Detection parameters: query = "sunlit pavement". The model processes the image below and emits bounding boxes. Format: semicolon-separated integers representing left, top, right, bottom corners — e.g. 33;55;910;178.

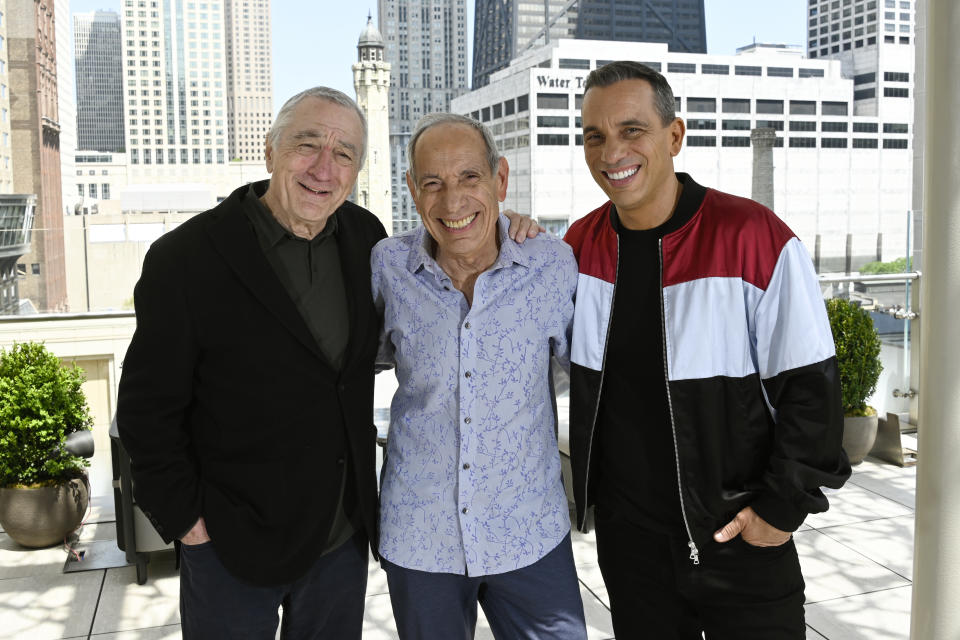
0;428;917;639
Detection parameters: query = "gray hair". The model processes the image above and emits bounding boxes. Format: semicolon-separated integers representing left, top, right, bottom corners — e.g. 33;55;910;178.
406;113;500;185
267;87;368;165
584;61;676;127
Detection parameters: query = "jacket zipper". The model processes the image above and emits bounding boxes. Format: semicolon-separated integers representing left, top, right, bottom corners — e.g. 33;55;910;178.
581;234;620;531
659;238;700;566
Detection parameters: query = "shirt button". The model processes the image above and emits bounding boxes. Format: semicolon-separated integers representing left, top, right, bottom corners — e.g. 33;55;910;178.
461;507;468;514
464;417;471;424
464;322;471;329
464;371;471;378
462;463;470;470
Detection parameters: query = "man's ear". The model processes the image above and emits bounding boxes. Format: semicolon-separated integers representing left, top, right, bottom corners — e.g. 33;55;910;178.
264;136;274;173
496;156;509;201
669;117;686;157
405;170;417;206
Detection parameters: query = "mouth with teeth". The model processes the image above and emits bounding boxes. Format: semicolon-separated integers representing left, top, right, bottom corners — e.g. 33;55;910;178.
602;165;640;186
440;212;478;231
299;181;331;196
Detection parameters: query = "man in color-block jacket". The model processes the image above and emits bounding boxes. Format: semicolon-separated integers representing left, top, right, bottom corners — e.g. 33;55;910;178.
563;61;851;639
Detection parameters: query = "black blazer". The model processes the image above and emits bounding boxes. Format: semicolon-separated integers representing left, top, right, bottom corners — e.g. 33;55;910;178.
117;181;387;585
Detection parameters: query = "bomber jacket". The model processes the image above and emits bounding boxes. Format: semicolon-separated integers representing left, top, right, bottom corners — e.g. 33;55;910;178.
564;173;851;563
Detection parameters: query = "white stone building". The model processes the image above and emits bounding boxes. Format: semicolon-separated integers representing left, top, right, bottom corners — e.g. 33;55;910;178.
452;39;913;272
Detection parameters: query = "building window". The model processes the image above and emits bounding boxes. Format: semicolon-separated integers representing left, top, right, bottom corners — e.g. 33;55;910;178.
885;71;910;84
722;136;751;147
575;94;584;110
853;138;879;148
767;67;794;77
854;88;877;100
702;64;729;75
537;134;569;146
789;137;817;147
854;122;879;133
722;120;751;131
666;62;696;74
517;94;529;112
31;264;41;275
721;98;750;114
686;136;717;147
686;119;716;130
575;134;583;146
883;139;908;149
103;184;111;200
504;99;515;116
756;120;784;131
78;184;84;196
822;101;849;116
558;58;589;70
757;99;785;114
639;61;661;71
884;87;910;97
822;121;849;132
687;98;717;112
493;103;502;119
471;111;479;121
883;122;909;133
537;115;569;128
854;72;876;85
89;184;98;198
789;121;817;131
735;65;761;76
481;107;490;122
790;100;817;115
536;93;567;110
821;137;848;148
799;68;825;78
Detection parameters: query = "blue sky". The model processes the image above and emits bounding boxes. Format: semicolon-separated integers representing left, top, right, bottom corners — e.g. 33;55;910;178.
68;0;806;114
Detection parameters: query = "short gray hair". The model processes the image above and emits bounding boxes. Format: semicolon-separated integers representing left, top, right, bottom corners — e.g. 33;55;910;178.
407;113;500;185
267;87;368;165
584;61;676;127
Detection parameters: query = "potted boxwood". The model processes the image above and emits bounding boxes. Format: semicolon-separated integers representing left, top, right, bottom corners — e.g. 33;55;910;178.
826;298;883;465
0;342;94;547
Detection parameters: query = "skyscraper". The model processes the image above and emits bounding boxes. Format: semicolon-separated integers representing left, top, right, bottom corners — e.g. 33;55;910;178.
806;0;913;119
74;11;125;153
7;0;68;312
0;0;13;193
473;0;707;88
379;0;469;233
121;0;228;169
224;0;272;163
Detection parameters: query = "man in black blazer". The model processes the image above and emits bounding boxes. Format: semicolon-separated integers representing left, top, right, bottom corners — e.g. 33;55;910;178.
117;87;386;638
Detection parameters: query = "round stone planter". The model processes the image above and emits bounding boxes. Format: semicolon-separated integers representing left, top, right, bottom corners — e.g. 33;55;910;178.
842;414;879;465
0;477;89;548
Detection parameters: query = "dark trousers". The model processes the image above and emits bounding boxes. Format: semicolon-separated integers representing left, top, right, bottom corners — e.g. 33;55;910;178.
382;533;587;640
594;507;806;640
179;531;368;640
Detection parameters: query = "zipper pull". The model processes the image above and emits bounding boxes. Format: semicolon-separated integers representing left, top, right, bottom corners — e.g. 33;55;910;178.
688;541;700;565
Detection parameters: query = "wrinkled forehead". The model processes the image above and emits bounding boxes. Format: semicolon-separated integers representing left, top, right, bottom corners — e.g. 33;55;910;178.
285;99;363;145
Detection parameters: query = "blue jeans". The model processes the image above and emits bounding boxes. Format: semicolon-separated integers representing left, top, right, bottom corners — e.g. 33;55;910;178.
382;533;587;640
179;531;368;639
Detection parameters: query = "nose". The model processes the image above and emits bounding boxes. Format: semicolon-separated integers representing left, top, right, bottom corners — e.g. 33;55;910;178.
305;147;335;176
440;183;466;214
599;137;628;167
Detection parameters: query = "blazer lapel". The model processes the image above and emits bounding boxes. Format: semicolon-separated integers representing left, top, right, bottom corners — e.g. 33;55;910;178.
204;204;328;364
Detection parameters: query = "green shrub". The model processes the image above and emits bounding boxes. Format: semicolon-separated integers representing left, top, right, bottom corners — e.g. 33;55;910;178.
0;343;93;487
861;256;908;275
826;299;883;416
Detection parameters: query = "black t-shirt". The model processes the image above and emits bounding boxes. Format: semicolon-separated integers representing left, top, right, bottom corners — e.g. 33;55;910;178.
594;173;707;535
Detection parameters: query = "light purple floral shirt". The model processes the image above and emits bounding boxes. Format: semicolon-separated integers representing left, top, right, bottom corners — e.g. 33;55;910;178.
371;215;577;576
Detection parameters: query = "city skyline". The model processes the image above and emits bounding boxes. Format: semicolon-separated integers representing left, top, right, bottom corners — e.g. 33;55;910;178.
67;0;806;116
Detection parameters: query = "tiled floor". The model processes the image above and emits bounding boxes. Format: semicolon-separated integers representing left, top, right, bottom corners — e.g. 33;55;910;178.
0;452;917;639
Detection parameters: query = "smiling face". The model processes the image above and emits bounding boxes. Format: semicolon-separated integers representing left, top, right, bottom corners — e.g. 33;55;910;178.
407;123;508;267
261;97;363;237
581;79;685;228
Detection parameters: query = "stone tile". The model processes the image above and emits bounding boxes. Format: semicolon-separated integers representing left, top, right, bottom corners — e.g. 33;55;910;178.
90;550;180;634
89;624;182;639
847;460;916;510
795;530;910;604
576;562;609;608
804;485;912;530
0;571;102;640
581;583;615;639
86;496;117;525
0;522;117;581
805;585;912;640
818;515;914;580
367;556;390;597
806;625;828;639
361;592;399;640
